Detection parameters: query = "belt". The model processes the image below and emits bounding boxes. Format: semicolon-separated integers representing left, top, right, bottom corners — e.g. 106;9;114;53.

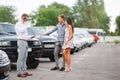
19;39;28;42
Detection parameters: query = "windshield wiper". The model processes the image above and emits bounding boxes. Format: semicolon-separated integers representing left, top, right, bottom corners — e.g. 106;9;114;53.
7;32;16;34
0;32;10;35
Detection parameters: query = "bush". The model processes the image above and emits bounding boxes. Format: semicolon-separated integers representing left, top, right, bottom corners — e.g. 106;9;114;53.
114;40;120;44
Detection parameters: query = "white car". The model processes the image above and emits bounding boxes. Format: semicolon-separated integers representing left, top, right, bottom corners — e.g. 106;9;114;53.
74;28;94;47
0;50;10;80
88;29;105;42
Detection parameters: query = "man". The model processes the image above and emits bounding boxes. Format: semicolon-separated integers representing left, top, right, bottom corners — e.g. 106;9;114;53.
43;14;66;71
15;13;34;78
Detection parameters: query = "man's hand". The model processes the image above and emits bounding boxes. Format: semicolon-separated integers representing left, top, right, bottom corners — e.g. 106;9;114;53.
31;35;35;39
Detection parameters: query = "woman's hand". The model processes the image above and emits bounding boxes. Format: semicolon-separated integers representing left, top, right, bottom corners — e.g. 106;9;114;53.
62;49;66;54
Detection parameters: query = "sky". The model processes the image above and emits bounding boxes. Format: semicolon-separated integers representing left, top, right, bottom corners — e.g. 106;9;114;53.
0;0;120;32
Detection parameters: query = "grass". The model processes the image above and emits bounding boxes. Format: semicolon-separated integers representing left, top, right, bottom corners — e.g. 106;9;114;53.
105;40;120;44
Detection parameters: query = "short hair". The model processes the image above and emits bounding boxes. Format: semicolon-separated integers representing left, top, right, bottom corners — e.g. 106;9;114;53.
21;13;29;19
58;14;65;20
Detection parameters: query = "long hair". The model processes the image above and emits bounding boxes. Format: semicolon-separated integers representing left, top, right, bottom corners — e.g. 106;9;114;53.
66;17;74;33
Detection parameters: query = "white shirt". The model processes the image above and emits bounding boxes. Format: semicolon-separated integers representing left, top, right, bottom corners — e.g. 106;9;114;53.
15;21;31;40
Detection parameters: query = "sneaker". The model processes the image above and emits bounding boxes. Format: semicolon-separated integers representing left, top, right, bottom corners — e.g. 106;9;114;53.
60;67;65;71
51;67;59;70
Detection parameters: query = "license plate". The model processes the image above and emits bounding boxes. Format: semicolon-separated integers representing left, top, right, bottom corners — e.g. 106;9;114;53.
44;44;54;48
28;48;32;52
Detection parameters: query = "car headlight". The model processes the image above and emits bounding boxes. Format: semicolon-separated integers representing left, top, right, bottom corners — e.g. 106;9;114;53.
34;41;41;45
0;50;10;67
0;41;11;46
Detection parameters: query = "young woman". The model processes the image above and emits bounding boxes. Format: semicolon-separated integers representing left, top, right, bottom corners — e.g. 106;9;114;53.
62;17;74;72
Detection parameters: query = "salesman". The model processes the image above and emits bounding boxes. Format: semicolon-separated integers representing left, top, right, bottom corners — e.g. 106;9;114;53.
15;13;34;78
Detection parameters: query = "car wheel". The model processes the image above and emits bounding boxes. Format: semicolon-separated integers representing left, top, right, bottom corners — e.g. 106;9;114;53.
49;54;60;62
27;57;39;69
49;56;55;62
70;51;74;55
88;44;92;47
0;71;9;80
82;45;85;49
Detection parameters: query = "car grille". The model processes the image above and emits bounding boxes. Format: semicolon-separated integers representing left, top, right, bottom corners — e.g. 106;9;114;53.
11;41;17;46
11;41;35;46
43;42;55;48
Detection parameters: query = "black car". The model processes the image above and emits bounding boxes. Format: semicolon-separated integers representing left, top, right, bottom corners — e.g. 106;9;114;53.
0;23;59;62
0;50;11;80
27;27;60;61
0;23;41;69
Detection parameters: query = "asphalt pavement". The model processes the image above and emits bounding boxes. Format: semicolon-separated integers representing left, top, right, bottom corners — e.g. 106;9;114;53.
9;43;120;80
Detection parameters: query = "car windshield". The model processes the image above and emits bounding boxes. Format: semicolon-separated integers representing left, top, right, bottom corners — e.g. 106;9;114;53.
88;31;96;35
0;24;14;35
0;24;16;34
27;27;45;35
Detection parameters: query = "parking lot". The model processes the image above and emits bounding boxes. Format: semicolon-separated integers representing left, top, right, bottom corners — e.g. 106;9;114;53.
9;43;120;80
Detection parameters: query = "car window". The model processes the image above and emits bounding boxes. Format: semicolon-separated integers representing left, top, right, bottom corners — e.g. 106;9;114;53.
0;24;14;35
0;24;16;34
0;25;5;33
27;27;45;35
88;31;96;35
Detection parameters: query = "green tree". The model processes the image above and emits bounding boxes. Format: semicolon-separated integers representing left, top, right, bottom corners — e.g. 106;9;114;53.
71;0;110;34
115;15;120;35
30;2;70;26
0;6;16;23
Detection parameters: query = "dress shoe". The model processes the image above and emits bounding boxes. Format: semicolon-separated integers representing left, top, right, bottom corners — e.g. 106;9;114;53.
23;72;32;76
60;67;65;71
17;74;27;78
51;67;59;70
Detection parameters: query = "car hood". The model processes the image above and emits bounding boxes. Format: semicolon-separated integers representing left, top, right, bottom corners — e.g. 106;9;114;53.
0;35;39;41
0;35;17;41
37;36;56;42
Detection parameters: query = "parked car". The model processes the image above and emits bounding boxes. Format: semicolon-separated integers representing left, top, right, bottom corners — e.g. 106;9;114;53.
0;50;10;80
72;34;83;52
88;29;105;42
74;33;87;49
74;28;94;47
27;27;59;62
0;23;41;69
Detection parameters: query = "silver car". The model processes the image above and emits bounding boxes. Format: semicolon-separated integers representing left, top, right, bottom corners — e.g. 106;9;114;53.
0;50;10;80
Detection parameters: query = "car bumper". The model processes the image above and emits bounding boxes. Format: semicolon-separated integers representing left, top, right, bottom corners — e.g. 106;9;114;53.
41;48;54;57
0;63;10;80
0;46;42;62
0;64;10;74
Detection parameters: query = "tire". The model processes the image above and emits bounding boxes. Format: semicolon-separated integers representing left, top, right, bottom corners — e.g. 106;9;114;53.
70;51;74;55
27;57;39;69
49;56;55;62
82;45;85;49
0;71;9;80
88;44;92;47
49;54;60;62
70;49;75;54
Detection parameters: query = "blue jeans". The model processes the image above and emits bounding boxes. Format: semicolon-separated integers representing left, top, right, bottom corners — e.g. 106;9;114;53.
17;40;28;74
